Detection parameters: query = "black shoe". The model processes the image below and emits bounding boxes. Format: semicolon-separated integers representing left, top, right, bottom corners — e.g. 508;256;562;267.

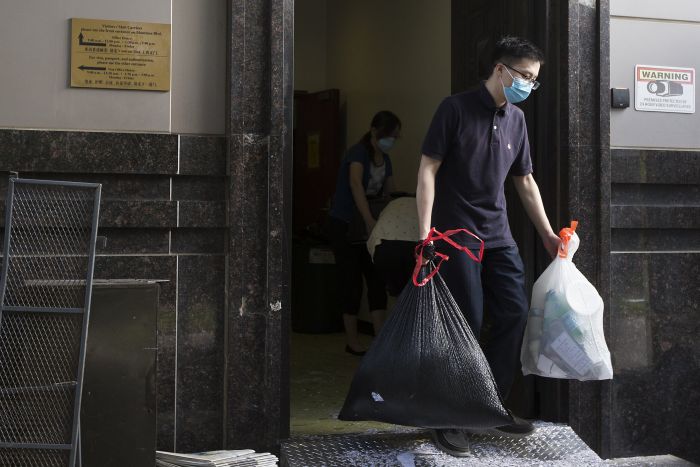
345;345;366;356
430;429;472;458
466;412;535;438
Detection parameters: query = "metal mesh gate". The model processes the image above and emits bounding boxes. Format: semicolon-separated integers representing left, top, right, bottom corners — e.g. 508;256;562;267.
0;178;101;467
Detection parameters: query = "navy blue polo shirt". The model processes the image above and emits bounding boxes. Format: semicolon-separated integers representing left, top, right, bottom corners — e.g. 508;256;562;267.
330;142;393;223
421;83;532;248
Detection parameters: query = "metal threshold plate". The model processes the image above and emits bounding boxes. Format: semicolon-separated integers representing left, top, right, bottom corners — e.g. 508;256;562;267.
281;422;606;466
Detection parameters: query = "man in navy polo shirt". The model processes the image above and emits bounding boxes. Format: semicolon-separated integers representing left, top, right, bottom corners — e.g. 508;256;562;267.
417;36;561;455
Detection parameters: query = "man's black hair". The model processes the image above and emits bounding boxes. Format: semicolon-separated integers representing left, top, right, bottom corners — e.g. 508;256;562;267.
491;36;545;67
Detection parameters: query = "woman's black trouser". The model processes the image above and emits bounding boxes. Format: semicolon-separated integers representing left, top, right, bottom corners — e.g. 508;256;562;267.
328;217;387;315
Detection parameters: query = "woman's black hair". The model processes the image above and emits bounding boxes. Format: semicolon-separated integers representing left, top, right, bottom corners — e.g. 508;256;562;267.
491;36;545;69
360;111;401;152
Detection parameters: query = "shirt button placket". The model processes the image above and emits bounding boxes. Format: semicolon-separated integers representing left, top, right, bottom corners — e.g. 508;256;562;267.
491;112;500;147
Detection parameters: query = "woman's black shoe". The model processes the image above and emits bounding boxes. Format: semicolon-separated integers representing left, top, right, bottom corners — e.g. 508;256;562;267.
345;345;366;356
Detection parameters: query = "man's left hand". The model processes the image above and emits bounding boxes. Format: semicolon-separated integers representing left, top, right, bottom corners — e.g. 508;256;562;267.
542;232;561;259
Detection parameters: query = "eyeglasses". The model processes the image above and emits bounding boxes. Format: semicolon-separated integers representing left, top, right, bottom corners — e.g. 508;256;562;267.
502;63;541;90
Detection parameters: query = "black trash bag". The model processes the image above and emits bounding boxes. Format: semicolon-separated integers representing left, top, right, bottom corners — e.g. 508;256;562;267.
338;228;513;429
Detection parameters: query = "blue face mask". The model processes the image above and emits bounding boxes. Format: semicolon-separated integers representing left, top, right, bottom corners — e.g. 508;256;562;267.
377;137;396;153
501;66;533;103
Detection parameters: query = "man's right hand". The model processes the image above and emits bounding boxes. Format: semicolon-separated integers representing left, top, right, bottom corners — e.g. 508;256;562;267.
416;241;435;265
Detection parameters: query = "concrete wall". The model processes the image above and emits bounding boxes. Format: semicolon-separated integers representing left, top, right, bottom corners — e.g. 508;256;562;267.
293;0;327;93
610;1;700;148
0;0;225;134
294;0;451;192
171;0;226;135
610;0;700;23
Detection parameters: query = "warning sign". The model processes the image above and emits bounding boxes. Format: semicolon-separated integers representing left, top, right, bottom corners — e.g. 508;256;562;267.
635;65;695;113
70;18;171;91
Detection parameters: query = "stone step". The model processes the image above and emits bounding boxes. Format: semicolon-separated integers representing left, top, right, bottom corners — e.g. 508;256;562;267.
608;455;697;466
281;422;696;466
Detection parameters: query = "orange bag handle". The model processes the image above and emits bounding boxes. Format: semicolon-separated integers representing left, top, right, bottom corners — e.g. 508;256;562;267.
558;220;578;258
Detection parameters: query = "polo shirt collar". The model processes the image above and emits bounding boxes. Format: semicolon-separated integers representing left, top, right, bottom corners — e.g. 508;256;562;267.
478;82;510;115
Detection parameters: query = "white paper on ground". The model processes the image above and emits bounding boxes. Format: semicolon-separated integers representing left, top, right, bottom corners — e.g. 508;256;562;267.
396;452;416;467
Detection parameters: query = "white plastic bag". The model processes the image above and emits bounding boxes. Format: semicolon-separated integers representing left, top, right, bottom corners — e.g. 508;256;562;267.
521;221;613;380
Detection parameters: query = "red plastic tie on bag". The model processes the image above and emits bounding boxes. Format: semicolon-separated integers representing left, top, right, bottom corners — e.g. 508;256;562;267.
412;227;485;287
558;220;579;259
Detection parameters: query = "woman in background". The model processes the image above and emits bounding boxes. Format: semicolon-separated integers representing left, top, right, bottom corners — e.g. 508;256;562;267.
328;111;401;356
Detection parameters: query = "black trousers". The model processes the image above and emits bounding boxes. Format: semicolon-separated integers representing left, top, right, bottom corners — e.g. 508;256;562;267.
436;243;529;400
328;217;387;315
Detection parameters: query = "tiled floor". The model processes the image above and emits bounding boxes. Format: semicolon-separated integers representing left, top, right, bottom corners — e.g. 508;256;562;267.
290;331;398;435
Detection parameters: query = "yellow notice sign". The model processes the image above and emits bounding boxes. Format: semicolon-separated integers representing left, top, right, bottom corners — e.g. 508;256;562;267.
70;18;171;91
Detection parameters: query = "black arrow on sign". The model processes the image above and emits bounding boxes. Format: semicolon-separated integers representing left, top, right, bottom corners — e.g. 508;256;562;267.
78;65;106;71
78;31;106;47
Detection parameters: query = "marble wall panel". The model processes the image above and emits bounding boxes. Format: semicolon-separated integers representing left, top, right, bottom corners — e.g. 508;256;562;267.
227;1;271;134
96;228;170;255
99;200;178;229
611;206;700;230
270;0;293;138
611;229;700;252
227;135;269;317
176;255;226;452
179;136;227;176
612;183;700;206
225;313;269;451
0;198;176;230
172;177;226;201
0;173;171;201
611;149;700;185
178;201;226;228
0;130;178;174
171;228;226;254
610;252;700;463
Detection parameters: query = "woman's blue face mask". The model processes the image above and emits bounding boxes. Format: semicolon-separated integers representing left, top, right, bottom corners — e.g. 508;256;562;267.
377;137;396;153
501;66;533;103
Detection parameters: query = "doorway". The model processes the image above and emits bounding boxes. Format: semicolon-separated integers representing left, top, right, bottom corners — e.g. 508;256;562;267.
289;0;567;437
291;0;452;435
